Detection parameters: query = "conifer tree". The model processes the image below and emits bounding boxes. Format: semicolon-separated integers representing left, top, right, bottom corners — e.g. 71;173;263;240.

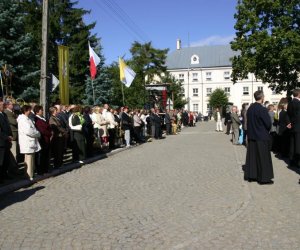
0;0;39;98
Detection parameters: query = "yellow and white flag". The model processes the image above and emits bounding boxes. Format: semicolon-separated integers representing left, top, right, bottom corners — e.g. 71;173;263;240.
119;57;136;87
58;45;69;104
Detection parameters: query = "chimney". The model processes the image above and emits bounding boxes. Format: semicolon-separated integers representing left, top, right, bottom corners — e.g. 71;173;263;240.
176;39;181;50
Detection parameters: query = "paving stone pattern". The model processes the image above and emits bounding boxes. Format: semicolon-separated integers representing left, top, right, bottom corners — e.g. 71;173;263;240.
0;121;299;249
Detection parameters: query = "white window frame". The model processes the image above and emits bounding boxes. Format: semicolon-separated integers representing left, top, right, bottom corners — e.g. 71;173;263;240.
206;72;212;81
193;104;199;112
224;87;230;95
193;88;198;96
224;71;230;80
258;86;263;91
243;86;249;95
192;73;198;82
206;88;212;96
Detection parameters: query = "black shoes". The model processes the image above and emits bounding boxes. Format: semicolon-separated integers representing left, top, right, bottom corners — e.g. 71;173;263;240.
258;180;274;185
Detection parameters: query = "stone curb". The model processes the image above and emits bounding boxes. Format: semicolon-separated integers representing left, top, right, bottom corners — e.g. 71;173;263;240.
0;146;129;196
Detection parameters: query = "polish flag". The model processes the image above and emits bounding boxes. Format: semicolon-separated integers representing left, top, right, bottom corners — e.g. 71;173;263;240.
89;42;101;79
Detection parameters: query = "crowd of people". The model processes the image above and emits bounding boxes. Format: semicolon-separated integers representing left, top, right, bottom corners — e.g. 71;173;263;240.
214;89;300;185
0;99;199;183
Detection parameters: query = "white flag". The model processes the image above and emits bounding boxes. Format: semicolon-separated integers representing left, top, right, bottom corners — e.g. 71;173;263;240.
119;57;136;87
52;74;59;91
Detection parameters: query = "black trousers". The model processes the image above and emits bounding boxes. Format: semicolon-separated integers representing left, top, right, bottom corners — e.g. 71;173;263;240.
108;128;116;149
51;137;65;168
35;144;50;174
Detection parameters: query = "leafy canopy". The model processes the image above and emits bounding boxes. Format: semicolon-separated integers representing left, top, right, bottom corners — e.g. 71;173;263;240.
231;0;300;96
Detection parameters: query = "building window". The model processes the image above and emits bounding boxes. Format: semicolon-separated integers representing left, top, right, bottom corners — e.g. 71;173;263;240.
193;104;199;112
224;71;230;80
179;73;184;79
207;104;212;113
224;87;230;95
193;88;198;96
258;86;263;91
206;72;212;81
192;73;198;82
206;88;212;96
243;87;249;95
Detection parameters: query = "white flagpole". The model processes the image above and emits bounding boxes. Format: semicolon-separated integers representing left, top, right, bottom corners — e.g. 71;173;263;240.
91;79;95;105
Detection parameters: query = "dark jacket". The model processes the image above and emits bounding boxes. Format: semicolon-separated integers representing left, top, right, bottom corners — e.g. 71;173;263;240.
247;102;271;141
0;112;12;148
4;109;18;140
121;112;132;130
35;116;52;146
278;110;290;136
287;98;300;133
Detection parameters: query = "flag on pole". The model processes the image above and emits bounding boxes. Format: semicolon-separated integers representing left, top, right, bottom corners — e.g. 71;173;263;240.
119;57;136;87
51;74;59;92
58;45;70;104
89;42;101;79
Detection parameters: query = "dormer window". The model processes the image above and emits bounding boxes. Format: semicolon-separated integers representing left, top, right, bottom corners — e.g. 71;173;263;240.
191;54;199;64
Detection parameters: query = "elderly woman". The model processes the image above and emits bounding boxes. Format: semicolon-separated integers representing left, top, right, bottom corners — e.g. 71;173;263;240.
17;105;41;180
34;105;52;175
92;106;109;149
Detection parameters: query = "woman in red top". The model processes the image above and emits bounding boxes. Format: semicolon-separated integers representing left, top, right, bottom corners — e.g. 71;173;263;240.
34;105;52;175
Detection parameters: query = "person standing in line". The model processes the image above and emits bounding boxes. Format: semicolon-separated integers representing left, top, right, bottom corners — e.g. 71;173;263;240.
121;107;132;147
106;108;118;149
241;103;248;146
69;106;86;162
214;107;223;132
34;105;52;175
164;110;171;135
17;105;41;180
244;90;274;184
49;106;67;168
287;89;300;170
230;106;241;145
0;101;13;182
4;101;18;161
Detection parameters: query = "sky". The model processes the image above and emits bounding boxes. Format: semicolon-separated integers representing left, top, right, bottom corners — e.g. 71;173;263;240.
76;0;238;65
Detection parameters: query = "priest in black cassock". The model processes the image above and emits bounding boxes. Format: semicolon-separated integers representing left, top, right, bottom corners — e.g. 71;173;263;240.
244;90;274;184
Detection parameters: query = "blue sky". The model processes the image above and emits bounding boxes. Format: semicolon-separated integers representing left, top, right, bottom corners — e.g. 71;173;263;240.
77;0;237;65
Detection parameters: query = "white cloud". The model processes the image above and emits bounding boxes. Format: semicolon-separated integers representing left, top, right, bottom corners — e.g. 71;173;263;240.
190;35;235;47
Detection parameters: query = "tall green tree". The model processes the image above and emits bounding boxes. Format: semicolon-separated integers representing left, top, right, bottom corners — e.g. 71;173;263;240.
208;88;228;110
22;0;98;103
0;0;39;97
231;0;300;96
128;41;169;108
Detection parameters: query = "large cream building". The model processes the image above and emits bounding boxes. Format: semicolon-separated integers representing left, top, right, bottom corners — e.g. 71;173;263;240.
165;41;284;114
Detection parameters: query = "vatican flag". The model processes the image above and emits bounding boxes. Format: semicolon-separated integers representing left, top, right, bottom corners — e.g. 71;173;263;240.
58;45;70;104
119;57;136;87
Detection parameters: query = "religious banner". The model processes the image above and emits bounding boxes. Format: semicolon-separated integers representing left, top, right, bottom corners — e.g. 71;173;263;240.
58;45;69;104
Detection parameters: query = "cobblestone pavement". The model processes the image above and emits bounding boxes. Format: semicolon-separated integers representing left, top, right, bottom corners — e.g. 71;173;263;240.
0;121;299;249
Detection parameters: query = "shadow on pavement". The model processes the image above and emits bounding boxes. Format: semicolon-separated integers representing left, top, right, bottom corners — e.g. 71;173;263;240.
0;186;45;211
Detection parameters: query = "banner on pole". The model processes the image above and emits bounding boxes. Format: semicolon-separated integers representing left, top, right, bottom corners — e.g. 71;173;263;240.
58;45;70;104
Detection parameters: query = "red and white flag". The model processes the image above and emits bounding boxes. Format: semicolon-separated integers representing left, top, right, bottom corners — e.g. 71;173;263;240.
88;42;101;79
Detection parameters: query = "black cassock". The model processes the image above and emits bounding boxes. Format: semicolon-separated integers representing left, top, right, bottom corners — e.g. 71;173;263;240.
245;102;274;183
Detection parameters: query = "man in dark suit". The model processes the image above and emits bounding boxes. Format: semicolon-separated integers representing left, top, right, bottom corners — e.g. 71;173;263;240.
245;90;274;184
287;89;300;169
0;101;13;182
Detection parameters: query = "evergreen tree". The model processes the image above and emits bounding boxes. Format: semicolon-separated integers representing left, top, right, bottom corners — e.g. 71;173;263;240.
23;0;98;103
0;0;39;98
231;0;300;95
